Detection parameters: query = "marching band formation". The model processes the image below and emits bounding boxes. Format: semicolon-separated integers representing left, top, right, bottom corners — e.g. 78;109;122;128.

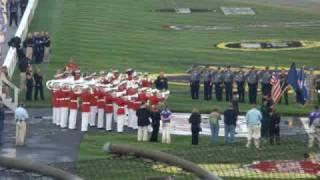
46;62;170;132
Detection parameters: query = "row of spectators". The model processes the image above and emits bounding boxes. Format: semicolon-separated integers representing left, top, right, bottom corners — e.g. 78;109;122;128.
23;31;51;63
7;0;28;26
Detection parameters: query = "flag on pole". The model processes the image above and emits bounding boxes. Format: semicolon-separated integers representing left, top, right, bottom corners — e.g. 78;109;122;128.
297;66;308;105
287;63;308;105
271;73;282;103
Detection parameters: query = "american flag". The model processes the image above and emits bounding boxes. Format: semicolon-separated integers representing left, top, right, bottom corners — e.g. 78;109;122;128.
271;73;282;104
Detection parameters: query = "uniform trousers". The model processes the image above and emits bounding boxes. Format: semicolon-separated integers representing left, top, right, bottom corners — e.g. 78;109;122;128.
127;108;133;128
44;47;50;61
68;109;77;129
190;81;200;99
248;83;257;104
129;109;138;129
105;113;113;131
81;112;89;132
52;107;58;124
16;121;26;146
124;106;129;126
247;125;261;148
224;82;233;102
56;107;62;125
60;107;69;128
138;126;149;141
162;123;171;144
236;82;245;102
26;47;33;60
97;108;104;128
20;72;26;90
89;106;97;126
113;103;118;122
308;125;320;148
203;81;212;100
117;115;124;132
214;82;223;101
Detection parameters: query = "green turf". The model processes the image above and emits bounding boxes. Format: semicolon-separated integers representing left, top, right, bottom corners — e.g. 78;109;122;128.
14;0;320;115
78;132;317;179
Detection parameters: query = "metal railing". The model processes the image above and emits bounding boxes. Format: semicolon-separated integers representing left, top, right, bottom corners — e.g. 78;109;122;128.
103;143;222;180
0;157;82;180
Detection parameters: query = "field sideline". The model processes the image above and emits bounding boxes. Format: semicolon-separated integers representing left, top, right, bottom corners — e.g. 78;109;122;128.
14;0;320;115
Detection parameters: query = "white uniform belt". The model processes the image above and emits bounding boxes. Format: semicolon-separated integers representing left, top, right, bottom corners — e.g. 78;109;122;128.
83;102;90;104
71;100;78;103
97;100;105;102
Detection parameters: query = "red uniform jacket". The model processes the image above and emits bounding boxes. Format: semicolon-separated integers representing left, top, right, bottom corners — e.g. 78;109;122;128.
104;93;113;113
114;97;126;115
141;79;152;87
149;95;163;106
90;90;99;107
61;89;71;108
52;90;59;108
69;91;78;110
138;92;148;103
126;88;136;96
132;101;141;111
97;91;105;109
81;91;91;112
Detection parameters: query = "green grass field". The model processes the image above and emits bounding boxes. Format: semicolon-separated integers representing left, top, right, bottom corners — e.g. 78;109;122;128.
15;0;320;115
17;1;320;178
78;132;317;179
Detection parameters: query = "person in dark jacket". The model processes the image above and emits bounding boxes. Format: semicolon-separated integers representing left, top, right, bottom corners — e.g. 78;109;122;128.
154;72;168;91
136;103;151;141
33;32;44;63
224;104;238;144
9;0;19;26
189;108;201;145
261;98;272;138
231;92;239;115
20;0;28;17
33;67;44;100
150;105;161;142
18;53;29;90
0;99;5;145
269;109;281;145
25;66;34;101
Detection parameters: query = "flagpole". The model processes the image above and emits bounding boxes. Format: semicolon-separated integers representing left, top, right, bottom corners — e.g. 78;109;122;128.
272;85;289;108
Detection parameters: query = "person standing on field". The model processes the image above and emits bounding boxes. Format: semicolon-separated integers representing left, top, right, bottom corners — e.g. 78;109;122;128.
136;103;151;141
15;103;29;146
209;108;221;144
160;106;172;144
150;105;161;142
245;105;262;149
189;108;202;145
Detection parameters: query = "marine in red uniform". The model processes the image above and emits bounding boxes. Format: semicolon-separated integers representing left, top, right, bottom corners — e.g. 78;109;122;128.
141;74;152;87
97;87;105;129
51;83;60;125
89;86;99;127
60;84;71;128
68;87;79;130
81;87;91;132
114;95;126;132
65;57;80;74
104;91;114;131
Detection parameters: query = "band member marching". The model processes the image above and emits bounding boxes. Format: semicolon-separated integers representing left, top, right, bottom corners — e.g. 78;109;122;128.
97;86;105;129
60;84;71;128
89;85;98;127
104;90;114;131
80;86;91;132
114;94;127;133
68;85;80;130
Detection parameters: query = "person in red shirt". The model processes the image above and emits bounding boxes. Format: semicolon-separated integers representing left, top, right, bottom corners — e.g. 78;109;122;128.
104;90;114;131
115;95;127;133
149;90;162;106
141;74;152;88
80;87;91;132
138;89;149;103
97;87;105;129
60;84;71;128
130;98;141;130
65;57;80;74
68;86;80;130
89;86;98;127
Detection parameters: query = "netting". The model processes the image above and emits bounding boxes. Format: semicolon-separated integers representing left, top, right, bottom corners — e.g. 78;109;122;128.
77;134;320;180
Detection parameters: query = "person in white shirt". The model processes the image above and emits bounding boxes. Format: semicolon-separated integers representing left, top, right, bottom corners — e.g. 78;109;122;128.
245;105;262;149
15;103;29;146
